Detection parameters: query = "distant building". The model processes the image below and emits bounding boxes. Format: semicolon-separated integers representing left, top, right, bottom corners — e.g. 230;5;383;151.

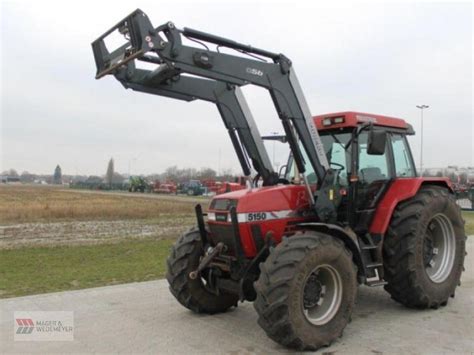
0;176;21;183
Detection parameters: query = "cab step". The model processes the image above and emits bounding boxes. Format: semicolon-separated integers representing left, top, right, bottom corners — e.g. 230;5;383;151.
365;262;383;268
367;280;388;287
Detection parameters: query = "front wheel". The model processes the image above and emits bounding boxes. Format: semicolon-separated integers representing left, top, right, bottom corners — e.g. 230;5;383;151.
166;228;238;314
254;231;357;351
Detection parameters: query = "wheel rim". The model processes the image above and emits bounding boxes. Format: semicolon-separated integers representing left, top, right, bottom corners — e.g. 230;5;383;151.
423;213;456;283
302;264;342;325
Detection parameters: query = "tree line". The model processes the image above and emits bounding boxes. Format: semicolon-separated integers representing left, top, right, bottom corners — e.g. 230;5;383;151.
1;158;236;185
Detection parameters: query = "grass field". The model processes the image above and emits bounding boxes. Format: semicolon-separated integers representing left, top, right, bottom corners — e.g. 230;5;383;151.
0;184;473;298
0;239;173;298
464;211;474;235
0;185;197;223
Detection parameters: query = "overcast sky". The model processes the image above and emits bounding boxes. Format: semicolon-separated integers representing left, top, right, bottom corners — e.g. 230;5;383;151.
1;0;472;176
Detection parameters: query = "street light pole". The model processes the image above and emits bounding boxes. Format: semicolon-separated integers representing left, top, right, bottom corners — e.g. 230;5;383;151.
416;105;429;176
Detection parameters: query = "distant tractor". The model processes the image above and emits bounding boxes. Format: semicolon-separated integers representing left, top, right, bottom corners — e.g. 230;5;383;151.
153;181;177;194
94;10;466;351
201;179;220;195
128;176;150;193
216;176;247;195
179;180;205;196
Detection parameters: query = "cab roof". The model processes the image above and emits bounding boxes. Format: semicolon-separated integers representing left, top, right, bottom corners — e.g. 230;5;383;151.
313;111;414;133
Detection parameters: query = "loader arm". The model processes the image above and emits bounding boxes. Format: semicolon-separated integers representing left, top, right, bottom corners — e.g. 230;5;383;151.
92;9;339;221
119;66;277;185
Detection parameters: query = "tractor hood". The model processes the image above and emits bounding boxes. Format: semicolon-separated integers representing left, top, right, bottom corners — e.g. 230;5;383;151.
210;184;311;213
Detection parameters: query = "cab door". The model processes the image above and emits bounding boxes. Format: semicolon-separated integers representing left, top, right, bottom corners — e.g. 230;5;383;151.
354;130;393;233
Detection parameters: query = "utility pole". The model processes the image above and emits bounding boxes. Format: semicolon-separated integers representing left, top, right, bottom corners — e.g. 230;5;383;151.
416;105;429;176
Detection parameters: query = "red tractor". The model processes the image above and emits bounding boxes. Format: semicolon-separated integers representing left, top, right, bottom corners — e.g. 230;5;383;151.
153;180;177;194
216;176;247;195
93;10;466;350
201;179;220;194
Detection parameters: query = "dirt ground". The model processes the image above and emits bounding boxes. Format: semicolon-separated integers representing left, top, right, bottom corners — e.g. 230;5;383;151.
0;217;194;249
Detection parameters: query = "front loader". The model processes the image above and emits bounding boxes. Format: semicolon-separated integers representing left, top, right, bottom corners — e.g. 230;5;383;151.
92;10;466;350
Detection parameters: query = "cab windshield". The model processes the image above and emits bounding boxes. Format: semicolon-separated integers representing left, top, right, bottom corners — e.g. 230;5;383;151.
286;131;353;186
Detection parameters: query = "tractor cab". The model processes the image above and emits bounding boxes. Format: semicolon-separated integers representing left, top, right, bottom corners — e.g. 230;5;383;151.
284;111;417;233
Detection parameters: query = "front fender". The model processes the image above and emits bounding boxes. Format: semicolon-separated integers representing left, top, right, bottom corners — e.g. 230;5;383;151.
296;222;364;281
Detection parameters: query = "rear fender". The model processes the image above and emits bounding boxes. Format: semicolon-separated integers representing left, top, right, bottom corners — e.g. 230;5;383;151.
296;223;365;281
370;178;453;235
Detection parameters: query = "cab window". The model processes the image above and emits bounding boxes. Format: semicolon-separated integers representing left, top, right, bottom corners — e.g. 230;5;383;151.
391;134;415;177
321;133;352;186
285;132;352;186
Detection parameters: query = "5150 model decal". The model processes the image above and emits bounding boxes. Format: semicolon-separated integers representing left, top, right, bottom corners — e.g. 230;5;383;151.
236;210;296;223
247;212;267;221
209;210;297;223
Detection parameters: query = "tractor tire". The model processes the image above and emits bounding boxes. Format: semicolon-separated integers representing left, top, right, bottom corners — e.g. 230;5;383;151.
254;231;357;351
166;228;238;314
383;186;466;309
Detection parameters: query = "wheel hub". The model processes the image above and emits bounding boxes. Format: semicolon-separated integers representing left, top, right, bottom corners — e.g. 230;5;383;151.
302;265;343;326
303;273;323;309
423;233;435;267
423;213;456;283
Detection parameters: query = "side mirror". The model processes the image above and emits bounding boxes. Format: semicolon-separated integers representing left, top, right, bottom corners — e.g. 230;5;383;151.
367;127;387;155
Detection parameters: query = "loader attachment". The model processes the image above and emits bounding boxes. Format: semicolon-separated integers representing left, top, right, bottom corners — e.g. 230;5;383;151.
92;9;340;220
92;9;159;79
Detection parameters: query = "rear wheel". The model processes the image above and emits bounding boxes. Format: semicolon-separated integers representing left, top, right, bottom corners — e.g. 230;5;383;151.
166;229;238;314
254;231;357;351
383;186;466;308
